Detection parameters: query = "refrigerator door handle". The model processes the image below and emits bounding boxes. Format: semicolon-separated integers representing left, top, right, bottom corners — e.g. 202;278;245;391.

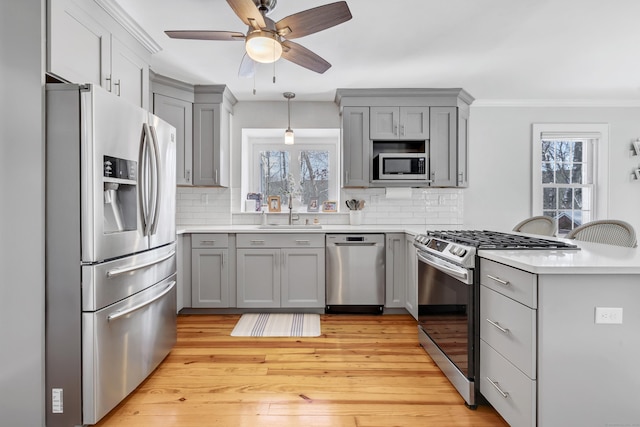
148;125;162;235
139;123;151;235
107;280;176;322
106;250;176;278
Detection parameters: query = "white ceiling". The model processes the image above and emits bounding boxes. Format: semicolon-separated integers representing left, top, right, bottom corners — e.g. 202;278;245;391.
115;0;640;102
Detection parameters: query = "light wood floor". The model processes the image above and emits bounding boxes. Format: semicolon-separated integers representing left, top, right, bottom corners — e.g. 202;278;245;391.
95;314;508;427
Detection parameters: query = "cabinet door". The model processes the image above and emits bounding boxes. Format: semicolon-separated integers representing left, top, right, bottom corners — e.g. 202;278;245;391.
154;94;193;185
48;0;111;87
342;107;370;187
191;249;229;308
281;249;325;308
404;236;418;320
370;107;399;139
399;107;429;140
457;108;469;187
429;107;457;187
110;36;149;110
193;103;227;186
385;234;406;308
236;249;280;308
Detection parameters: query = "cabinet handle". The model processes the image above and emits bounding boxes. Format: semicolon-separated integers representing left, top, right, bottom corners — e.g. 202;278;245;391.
215;169;218;184
295;240;310;245
105;75;112;92
186;169;191;183
114;79;121;96
487;274;510;286
458;172;464;184
400;124;405;136
250;240;265;245
222;252;226;266
485;377;509;399
486;318;510;334
394;122;398;136
200;240;216;245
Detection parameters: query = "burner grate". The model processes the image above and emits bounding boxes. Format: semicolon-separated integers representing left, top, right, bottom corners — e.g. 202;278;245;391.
426;230;579;250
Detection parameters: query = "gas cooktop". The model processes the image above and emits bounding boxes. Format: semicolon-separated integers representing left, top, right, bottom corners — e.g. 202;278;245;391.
425;230;579;250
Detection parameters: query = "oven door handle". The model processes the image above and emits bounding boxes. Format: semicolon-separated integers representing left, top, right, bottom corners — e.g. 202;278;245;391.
417;251;473;284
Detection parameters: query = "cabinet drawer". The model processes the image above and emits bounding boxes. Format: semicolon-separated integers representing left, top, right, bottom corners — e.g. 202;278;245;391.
192;233;228;248
481;286;536;378
480;259;537;308
236;233;324;248
480;340;536;427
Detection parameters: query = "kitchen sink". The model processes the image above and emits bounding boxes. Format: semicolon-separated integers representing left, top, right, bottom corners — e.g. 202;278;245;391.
258;224;323;229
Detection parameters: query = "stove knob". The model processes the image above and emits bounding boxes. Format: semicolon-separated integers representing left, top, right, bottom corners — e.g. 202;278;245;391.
458;248;467;257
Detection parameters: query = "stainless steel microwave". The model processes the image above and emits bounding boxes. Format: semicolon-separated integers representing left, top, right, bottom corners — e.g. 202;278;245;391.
374;153;427;180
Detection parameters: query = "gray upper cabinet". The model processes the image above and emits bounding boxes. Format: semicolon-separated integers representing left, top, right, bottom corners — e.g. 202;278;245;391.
153;93;193;186
48;0;156;110
335;89;473;189
193;86;235;187
429;107;457;187
342;107;370;187
370;107;429;140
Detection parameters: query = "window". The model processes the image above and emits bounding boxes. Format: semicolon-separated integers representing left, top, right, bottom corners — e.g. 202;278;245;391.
532;124;608;234
241;129;340;212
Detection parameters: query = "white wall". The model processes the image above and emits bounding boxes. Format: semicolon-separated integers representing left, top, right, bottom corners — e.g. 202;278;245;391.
465;104;640;233
0;1;46;426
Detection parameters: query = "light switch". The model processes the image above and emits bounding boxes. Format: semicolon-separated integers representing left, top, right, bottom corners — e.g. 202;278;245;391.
595;307;623;324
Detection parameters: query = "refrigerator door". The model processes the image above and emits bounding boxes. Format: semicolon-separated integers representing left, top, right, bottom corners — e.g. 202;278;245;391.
147;113;177;249
82;275;177;425
80;84;150;262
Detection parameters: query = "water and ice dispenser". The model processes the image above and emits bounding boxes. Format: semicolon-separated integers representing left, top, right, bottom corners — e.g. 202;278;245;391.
103;156;137;233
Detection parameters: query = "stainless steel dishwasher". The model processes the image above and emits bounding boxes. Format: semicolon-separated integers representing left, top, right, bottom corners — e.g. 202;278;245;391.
325;234;385;314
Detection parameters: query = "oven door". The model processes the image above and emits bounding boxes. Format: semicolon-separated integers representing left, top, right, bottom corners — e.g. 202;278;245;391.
417;250;476;406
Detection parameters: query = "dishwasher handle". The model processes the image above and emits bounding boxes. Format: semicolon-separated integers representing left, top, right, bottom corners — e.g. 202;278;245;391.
332;242;379;247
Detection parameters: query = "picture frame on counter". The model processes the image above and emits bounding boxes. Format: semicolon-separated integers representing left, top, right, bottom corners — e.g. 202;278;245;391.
307;197;319;212
322;200;337;212
268;196;281;212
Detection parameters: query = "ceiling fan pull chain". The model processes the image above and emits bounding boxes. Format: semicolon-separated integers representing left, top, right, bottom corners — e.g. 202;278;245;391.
273;58;276;84
253;72;256;95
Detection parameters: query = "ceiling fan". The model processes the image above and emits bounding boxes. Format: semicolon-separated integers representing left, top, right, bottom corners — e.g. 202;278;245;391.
165;0;352;76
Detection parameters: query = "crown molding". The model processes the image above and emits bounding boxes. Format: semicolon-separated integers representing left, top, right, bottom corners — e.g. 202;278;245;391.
472;99;640;108
95;0;162;54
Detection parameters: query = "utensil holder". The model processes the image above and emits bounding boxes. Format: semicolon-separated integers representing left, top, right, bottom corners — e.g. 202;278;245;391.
349;210;362;225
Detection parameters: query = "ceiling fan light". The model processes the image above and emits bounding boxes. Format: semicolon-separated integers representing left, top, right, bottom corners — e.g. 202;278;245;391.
245;31;282;63
284;128;295;145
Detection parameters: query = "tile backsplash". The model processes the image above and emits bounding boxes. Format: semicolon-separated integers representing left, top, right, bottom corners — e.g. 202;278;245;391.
177;186;463;226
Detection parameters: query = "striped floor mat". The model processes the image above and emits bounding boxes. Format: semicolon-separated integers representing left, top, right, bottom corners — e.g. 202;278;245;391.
230;313;321;337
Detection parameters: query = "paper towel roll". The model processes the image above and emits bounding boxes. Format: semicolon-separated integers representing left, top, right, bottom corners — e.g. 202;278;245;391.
385;187;412;199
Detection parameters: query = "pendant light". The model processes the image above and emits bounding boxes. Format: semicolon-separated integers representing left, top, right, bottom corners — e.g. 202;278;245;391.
284;92;295;145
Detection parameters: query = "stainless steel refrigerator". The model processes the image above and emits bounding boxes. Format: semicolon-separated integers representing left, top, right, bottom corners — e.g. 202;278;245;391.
45;84;177;426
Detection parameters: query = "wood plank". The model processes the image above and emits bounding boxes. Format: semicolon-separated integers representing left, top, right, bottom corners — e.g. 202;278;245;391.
94;314;508;427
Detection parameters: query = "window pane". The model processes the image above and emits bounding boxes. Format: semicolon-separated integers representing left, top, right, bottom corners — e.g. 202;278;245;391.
542;141;554;162
572;141;583;162
571;164;583;184
543;188;556;209
559;188;572;209
541;163;554;183
259;150;291;198
556;164;571;184
573;188;582;209
557;141;572;162
299;150;330;205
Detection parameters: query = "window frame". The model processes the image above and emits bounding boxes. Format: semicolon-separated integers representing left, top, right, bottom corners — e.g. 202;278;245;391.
531;123;609;232
241;128;340;212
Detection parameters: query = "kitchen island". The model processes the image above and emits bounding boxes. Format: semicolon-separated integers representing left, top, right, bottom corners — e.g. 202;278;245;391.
478;241;640;427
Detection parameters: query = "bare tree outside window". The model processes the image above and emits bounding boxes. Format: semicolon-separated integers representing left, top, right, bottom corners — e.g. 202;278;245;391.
541;139;592;234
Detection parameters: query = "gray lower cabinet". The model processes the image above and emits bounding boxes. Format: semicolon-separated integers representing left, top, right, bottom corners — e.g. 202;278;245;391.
236;234;325;308
404;234;418;320
191;234;230;308
385;233;405;308
480;258;537;427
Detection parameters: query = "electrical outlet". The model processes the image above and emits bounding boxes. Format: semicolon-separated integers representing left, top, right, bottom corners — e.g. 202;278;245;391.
595;307;623;324
52;388;63;413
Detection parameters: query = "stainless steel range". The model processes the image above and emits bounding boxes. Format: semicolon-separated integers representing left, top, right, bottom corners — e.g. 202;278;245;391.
413;230;578;408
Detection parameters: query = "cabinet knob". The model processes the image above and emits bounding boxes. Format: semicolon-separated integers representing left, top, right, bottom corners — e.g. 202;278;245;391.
186;169;191;183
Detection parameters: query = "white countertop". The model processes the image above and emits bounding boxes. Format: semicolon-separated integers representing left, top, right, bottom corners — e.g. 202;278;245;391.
177;225;640;274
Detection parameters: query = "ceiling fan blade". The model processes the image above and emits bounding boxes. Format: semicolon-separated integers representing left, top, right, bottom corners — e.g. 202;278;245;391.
276;1;352;39
226;0;266;29
165;30;245;41
238;53;256;78
281;40;331;74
